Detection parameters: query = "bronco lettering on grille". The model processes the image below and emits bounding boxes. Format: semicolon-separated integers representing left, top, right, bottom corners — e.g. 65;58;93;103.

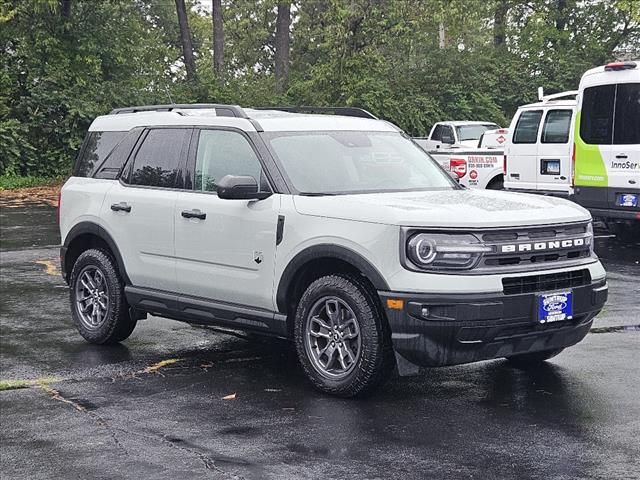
500;238;587;253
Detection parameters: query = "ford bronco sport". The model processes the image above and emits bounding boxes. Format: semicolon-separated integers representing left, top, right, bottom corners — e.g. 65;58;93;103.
59;104;608;397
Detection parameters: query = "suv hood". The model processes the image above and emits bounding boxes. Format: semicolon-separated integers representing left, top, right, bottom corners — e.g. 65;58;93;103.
293;189;591;228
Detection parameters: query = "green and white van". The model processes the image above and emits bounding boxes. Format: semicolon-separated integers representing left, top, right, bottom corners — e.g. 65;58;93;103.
573;61;639;235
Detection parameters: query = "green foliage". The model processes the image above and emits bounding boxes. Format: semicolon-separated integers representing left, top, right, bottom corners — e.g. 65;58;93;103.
1;0;638;178
0;175;61;190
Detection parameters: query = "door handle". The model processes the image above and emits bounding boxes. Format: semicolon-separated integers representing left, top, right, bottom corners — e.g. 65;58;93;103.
110;202;131;213
615;154;628;159
560;176;567;180
181;209;206;220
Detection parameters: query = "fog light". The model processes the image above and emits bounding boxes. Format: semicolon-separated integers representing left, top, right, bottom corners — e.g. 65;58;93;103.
421;307;430;318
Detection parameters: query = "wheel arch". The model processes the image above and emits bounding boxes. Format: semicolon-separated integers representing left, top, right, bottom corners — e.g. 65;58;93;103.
485;172;504;190
62;222;130;285
275;244;389;318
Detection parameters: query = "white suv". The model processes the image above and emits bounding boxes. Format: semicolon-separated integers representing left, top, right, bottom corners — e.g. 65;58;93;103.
59;104;608;397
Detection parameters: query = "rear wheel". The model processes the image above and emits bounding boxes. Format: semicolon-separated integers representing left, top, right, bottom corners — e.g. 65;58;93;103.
69;249;136;344
607;222;640;243
294;274;394;397
505;348;564;368
486;175;504;190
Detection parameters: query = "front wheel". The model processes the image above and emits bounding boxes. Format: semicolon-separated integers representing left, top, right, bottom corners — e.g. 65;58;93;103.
505;348;564;368
69;249;136;344
294;274;394;397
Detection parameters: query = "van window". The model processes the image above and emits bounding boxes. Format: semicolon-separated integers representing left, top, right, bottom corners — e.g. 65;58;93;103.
541;110;572;143
74;131;126;177
613;83;640;145
580;84;615;144
512;110;542;144
128;129;189;188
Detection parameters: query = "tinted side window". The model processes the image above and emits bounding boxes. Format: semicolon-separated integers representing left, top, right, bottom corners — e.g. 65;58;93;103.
441;126;454;143
94;130;141;179
431;125;442;141
613;83;640;145
513;110;542;144
129;129;189;188
195;130;265;192
74;131;126;177
580;85;614;145
541;110;572;143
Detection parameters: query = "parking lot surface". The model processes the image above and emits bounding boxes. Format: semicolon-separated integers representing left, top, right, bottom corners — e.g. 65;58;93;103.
1;204;638;479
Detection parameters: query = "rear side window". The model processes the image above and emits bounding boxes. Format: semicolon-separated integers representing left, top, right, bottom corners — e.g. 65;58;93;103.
128;129;189;188
513;110;542;144
580;85;615;144
74;131;126;177
431;125;442;141
194;129;265;192
440;125;454;143
613;83;640;144
94;130;141;179
541;110;572;143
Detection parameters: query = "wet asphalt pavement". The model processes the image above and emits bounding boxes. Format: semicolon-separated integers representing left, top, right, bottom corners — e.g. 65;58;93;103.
0;205;638;480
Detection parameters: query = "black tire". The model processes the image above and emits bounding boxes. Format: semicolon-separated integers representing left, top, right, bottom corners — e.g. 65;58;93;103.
505;348;564;368
69;248;136;344
487;175;504;190
294;273;394;397
606;222;640;244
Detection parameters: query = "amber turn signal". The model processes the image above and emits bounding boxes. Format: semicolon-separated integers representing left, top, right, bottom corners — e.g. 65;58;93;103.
386;299;404;310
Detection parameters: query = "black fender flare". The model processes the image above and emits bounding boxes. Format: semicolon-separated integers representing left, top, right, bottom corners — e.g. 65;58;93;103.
275;244;389;313
62;221;131;284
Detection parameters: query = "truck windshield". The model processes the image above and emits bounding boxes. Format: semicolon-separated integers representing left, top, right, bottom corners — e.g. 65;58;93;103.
456;124;499;141
264;131;456;195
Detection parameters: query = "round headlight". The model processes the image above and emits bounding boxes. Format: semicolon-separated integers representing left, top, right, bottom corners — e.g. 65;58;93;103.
408;235;437;265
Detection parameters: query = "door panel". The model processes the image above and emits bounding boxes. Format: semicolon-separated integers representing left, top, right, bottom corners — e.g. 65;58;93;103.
174;128;280;311
506;110;543;190
610;82;640;209
100;127;191;292
536;109;573;192
101;182;177;291
175;193;281;309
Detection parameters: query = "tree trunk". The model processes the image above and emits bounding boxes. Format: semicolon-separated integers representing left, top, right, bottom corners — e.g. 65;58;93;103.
438;22;446;49
274;1;291;94
60;0;71;20
212;0;224;79
493;0;509;47
555;0;568;31
175;0;197;82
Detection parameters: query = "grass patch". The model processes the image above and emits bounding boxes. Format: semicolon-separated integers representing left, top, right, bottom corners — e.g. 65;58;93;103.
0;176;63;190
0;377;61;392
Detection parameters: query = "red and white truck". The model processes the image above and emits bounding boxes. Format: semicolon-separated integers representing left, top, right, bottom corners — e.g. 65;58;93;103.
414;123;508;189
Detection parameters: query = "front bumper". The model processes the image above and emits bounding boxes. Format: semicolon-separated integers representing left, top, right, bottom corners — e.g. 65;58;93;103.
379;279;607;368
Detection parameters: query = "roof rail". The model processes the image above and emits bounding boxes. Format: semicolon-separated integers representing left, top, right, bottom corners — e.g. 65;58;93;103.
537;88;578;103
255;106;378;120
109;104;248;118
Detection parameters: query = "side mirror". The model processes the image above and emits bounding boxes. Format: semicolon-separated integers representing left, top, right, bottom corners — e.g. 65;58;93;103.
217;175;271;200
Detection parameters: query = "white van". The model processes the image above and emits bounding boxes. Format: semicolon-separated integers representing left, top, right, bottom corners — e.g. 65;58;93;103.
572;61;639;233
504;90;577;196
505;61;639;237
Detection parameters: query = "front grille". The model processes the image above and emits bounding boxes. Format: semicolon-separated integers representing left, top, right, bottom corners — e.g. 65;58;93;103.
502;269;591;295
479;222;592;271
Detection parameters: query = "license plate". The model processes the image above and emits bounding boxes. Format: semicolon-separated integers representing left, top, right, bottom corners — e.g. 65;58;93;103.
538;291;573;324
616;193;638;207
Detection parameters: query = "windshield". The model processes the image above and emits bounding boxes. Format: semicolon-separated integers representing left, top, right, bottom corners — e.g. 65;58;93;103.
455;124;499;141
264;131;456;195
